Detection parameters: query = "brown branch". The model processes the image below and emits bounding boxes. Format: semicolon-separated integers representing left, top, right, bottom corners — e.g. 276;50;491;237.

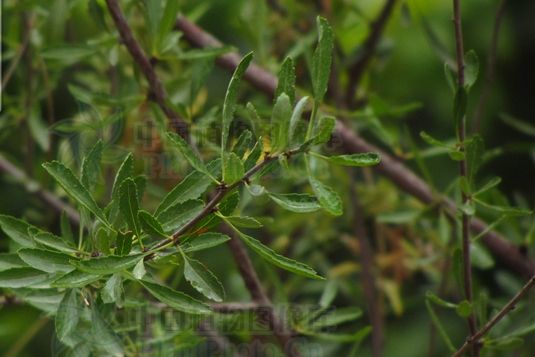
472;0;507;133
225;230;299;357
175;16;535;279
452;274;535;357
452;1;478;353
345;0;398;106
1;15;34;91
0;153;80;224
104;0;189;140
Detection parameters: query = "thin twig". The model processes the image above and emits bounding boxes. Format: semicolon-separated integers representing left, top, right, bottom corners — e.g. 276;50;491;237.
452;274;535;357
345;0;398;106
472;0;507;133
1;15;34;91
452;0;478;353
175;16;535;279
104;0;189;140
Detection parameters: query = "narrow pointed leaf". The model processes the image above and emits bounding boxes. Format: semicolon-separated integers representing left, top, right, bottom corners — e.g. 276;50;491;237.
312;116;336;144
311;307;363;329
0;215;36;247
464;50;479;89
182;232;231;253
112;153;134;200
72;254;143;274
81;140;103;191
311;17;334;102
271;93;292;152
166;132;209;176
223;152;245;184
157;199;204;233
237;232;323;280
42;161;110;228
232;130;253;159
56;289;81;343
119;178;142;238
0;253;27;271
138;210;167;239
224;216;263;228
276;56;296;104
140;280;211;314
0;268;49;288
320;153;381;167
18;248;75;273
268;193;322;213
309;177;343;216
33;232;78;254
115;231;133;256
290;96;310;142
52;270;101;288
183;257;225;302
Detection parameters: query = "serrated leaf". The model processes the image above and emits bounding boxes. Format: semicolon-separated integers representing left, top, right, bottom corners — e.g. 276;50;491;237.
223;152;245;184
33;231;78;254
276;56;296;104
312;116;336;144
138;210;167;239
311;17;334;102
268;193;321;213
221;52;254;153
52;270;101;288
181;233;231;253
309;177;343;216
183;257;224;302
101;273;123;304
140;280;211;314
18;248;75;273
224;216;263;228
166;132;210;178
42;161;110;228
464;50;479;89
81;140;103;191
237;232;323;280
157;199;204;233
0;253;27;271
0;215;36;247
56;289;81;343
115;231;133;256
112;153;134;200
0;268;49;288
271;93;292;153
119;178;142;239
72;254;143;275
320;153;381;167
156;159;221;215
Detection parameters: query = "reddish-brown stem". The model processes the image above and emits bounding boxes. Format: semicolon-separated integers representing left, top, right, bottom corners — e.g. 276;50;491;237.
345;0;398;106
175;16;535;279
452;274;535;357
104;0;189;140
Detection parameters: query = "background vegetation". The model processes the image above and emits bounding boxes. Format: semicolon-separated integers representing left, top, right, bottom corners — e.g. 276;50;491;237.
1;0;534;356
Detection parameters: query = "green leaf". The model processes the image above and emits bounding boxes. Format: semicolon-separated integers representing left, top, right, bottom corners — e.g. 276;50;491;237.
0;253;27;271
112;153;134;201
0;215;36;247
500;113;535;137
276;56;296;104
18;248;75;273
156;0;181;52
456;300;473;318
41;45;97;62
166;132;211;179
28;112;50;151
221;52;254;153
312;116;336;144
0;268;49;288
309;177;343;216
290;96;310;143
453;86;468;131
140;280;211;314
90;308;123;355
319;280;338;308
119;178;142;239
42;161;110;228
60;211;74;245
177;46;234;60
467;135;484;184
444;63;456;93
246;183;266;197
157;199;204;233
425;299;456;353
138;210;168;239
318;153;380;167
183;257;225;302
268;193;321;213
311;17;334;102
223;152;245;184
425;291;457;309
72;254;143;275
270;93;292;153
223;216;263;228
181;233;231;253
310;307;362;329
95;227;113;255
237;231;323;280
52;270;101;288
420;131;452;149
471;243;495;270
81;140;103;191
101;274;123;304
156;159;220;215
232;130;253;159
474;177;502;197
33;231;78;254
244;138;263;171
115;231;133;256
464;50;479;89
56;289;81;343
132;259;146;280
